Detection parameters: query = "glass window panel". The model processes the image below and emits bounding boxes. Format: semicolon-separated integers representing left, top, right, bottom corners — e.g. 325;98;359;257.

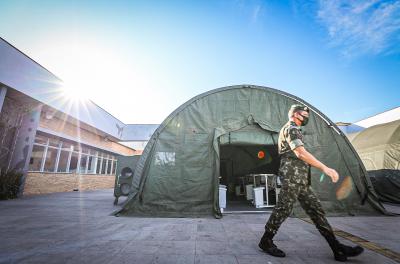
43;147;58;172
87;156;96;173
57;150;70;172
97;158;102;174
101;159;107;174
112;160;117;175
106;159;112;174
79;155;88;174
29;145;45;171
34;134;47;145
69;152;79;173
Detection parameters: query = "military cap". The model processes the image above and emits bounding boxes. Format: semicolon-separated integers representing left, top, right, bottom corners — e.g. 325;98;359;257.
288;104;309;117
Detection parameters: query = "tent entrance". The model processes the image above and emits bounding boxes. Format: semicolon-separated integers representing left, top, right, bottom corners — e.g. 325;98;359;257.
219;144;280;212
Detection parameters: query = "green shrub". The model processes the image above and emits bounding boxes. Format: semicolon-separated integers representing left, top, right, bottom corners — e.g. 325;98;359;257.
0;169;23;200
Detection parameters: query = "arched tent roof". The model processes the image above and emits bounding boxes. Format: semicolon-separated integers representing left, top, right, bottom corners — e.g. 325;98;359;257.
116;85;385;218
351;119;400;149
350;119;400;170
346;132;361;142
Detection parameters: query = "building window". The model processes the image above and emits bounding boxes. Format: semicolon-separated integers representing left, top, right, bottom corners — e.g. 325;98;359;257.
29;145;45;171
43;147;58;172
87;155;96;174
69;152;79;173
101;157;107;174
112;160;117;175
28;133;117;175
80;154;88;174
57;149;70;173
97;156;102;174
106;159;112;174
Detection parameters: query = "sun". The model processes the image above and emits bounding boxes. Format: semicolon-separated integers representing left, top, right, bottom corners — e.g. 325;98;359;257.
51;38;136;107
61;78;91;103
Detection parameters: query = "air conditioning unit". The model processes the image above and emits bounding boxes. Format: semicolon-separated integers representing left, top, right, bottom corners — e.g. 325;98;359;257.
113;155;141;205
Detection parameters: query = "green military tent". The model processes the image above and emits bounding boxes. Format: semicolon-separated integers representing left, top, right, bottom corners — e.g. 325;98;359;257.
116;85;386;218
348;120;400;203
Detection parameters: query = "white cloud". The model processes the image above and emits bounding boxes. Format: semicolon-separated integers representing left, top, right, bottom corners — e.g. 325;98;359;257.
317;0;400;57
234;0;265;24
252;4;262;23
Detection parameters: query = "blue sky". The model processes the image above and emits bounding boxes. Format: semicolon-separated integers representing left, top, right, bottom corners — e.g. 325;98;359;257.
0;0;399;124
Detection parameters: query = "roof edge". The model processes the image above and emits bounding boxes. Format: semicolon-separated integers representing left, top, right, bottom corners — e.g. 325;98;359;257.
354;105;400;124
0;37;62;82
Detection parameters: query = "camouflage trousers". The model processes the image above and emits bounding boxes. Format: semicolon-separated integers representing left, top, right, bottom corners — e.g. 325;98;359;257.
264;180;334;239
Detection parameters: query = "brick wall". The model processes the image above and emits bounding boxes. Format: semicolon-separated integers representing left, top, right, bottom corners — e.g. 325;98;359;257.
24;172;115;195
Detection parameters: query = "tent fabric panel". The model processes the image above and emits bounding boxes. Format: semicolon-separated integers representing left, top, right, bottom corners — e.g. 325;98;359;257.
384;143;400;169
351;120;400;149
219;125;277;146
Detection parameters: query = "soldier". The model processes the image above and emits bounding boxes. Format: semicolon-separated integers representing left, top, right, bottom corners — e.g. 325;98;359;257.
258;104;364;262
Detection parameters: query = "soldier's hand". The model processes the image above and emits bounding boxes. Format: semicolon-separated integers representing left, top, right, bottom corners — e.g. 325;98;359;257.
323;167;339;183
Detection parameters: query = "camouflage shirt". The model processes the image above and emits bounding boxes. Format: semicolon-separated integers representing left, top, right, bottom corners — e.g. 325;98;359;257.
278;121;310;185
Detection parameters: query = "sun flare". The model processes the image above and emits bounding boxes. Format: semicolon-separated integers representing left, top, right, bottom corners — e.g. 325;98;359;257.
61;80;91;102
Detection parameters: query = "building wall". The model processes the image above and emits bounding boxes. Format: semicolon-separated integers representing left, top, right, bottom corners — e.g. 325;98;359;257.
24;172;115;195
39;112;134;156
0;95;24;170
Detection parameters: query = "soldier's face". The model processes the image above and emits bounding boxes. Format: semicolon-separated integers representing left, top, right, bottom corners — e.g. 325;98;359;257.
299;111;309;118
294;111;309;126
294;111;308;119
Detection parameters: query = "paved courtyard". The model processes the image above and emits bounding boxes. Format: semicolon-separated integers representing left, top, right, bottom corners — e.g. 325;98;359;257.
0;189;399;264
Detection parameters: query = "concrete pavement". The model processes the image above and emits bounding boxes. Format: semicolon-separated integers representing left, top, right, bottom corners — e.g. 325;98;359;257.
0;189;399;264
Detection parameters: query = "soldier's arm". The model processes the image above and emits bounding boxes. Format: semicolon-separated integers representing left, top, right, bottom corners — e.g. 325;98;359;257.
293;146;339;183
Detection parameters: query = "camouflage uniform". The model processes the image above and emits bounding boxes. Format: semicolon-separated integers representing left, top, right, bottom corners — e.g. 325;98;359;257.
264;121;334;239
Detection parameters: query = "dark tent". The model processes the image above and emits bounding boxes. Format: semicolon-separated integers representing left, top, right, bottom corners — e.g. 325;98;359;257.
117;85;386;218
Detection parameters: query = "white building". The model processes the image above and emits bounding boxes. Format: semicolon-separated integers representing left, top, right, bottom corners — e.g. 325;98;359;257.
0;37;157;195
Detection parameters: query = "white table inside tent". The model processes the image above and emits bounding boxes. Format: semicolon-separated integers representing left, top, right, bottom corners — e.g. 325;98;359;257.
246;174;278;208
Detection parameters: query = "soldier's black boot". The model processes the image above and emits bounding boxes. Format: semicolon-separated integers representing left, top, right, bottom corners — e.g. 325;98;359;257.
324;234;364;262
258;231;286;257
